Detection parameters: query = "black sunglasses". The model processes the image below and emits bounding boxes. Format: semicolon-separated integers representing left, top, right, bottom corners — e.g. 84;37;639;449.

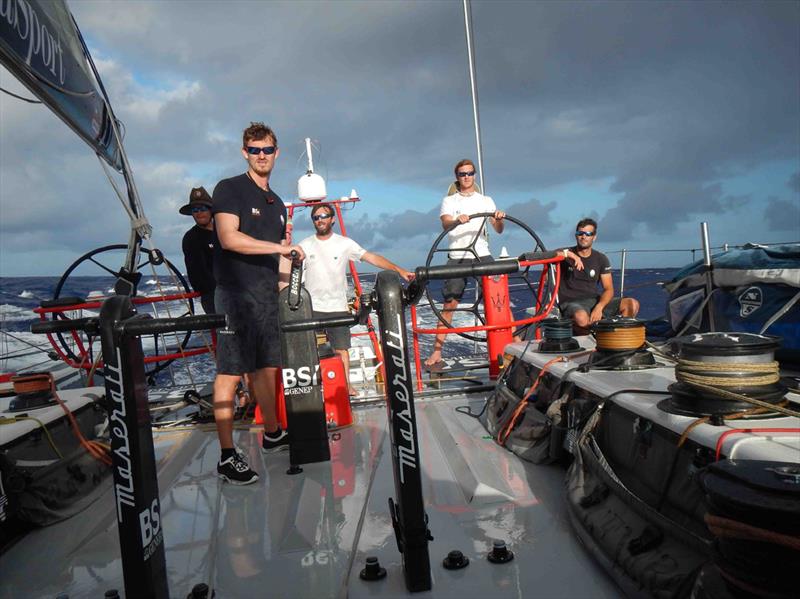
312;213;333;221
191;206;210;213
575;231;595;237
246;145;276;155
456;171;476;177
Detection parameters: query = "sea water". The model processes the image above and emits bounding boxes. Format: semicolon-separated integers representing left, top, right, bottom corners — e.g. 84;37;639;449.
0;269;677;384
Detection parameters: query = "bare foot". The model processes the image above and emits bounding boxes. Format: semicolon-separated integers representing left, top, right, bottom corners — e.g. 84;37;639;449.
424;351;442;367
348;386;358;398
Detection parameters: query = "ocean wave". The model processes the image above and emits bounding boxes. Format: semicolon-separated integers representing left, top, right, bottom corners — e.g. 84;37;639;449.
18;290;35;299
0;304;35;322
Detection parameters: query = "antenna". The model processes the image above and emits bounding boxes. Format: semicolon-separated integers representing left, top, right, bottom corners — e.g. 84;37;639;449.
305;137;315;173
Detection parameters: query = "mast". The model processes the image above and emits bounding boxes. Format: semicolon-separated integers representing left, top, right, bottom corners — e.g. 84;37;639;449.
462;0;485;194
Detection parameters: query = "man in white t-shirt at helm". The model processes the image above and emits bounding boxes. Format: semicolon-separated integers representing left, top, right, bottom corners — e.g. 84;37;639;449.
299;203;414;396
424;159;506;367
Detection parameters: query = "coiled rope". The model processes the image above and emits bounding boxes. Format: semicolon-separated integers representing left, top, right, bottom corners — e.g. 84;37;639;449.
594;327;645;352
674;358;799;418
676;358;780;387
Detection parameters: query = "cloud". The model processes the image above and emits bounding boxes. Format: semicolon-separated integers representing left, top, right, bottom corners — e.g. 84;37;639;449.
764;197;800;232
789;171;800;193
1;1;798;274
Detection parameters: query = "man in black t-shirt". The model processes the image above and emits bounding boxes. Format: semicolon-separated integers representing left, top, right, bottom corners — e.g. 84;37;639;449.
180;186;216;315
558;218;639;329
211;122;305;485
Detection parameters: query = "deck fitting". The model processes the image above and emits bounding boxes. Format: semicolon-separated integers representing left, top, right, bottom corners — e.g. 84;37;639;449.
187;583;212;598
487;540;514;564
443;549;470;570
360;556;387;581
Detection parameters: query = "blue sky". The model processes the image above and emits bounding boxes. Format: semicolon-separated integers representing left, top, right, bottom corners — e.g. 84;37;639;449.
1;0;798;278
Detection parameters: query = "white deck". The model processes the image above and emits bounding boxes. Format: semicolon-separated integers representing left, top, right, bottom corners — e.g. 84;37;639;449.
1;393;619;598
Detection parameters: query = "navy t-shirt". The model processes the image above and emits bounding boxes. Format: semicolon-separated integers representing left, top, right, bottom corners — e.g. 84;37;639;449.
558;248;611;304
211;173;287;297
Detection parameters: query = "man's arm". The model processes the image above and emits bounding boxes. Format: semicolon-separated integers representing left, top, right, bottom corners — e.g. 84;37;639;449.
362;251;414;281
489;210;505;233
591;273;615;323
440;213;468;229
215;213;305;260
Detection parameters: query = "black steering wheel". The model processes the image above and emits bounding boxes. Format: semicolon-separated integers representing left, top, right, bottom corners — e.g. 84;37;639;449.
422;212;551;342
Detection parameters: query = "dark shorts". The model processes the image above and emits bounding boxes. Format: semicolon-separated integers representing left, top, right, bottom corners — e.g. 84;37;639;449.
214;286;281;375
560;296;622;320
199;292;216;316
313;310;352;351
442;255;494;302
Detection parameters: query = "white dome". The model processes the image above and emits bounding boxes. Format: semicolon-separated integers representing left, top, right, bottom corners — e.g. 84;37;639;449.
298;172;327;202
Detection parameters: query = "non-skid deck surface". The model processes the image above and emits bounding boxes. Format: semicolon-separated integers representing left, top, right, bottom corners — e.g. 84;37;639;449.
1;396;618;598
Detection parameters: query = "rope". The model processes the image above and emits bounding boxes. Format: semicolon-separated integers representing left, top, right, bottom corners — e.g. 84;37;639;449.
676;357;780;387
0;415;64;459
44;373;111;466
594;327;645;351
497;356;565;445
0;86;42;103
673;356;800;416
704;514;800;551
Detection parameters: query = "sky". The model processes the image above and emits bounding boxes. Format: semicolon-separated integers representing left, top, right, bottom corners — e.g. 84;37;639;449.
1;0;798;278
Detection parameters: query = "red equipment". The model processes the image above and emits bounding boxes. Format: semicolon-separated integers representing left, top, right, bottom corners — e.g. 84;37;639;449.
255;354;353;430
482;272;514;379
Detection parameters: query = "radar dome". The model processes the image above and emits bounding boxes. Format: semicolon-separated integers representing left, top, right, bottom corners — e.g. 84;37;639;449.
298;172;327;202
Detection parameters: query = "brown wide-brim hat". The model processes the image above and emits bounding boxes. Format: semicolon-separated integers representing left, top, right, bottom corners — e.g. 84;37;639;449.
179;186;213;215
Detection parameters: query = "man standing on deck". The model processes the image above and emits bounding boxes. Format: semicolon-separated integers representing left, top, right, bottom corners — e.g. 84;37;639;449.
299;203;413;397
180;186;216;315
424;159;506;368
558;218;639;329
211;122;305;485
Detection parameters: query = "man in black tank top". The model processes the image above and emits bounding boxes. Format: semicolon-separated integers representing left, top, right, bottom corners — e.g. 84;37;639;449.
558;218;640;330
211;122;306;485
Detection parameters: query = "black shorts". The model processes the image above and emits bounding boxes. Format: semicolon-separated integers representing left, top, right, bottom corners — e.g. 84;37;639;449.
442;255;494;302
560;297;622;320
313;310;352;351
199;292;215;316
214;286;281;375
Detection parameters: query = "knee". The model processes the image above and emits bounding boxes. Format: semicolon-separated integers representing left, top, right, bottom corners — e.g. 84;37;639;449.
572;311;590;328
621;298;640;317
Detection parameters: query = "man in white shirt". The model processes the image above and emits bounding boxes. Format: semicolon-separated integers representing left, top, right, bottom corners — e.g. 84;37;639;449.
299;203;414;395
424;159;506;367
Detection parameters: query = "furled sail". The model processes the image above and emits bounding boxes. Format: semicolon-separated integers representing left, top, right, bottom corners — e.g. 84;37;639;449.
0;0;122;170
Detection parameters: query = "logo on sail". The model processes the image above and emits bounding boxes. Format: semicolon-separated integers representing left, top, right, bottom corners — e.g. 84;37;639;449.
738;286;762;317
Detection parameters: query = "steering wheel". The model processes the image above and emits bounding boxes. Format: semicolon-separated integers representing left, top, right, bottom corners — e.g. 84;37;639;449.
422;212;552;342
49;244;196;381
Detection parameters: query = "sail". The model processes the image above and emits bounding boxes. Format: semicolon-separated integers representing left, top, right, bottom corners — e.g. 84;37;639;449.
0;0;122;170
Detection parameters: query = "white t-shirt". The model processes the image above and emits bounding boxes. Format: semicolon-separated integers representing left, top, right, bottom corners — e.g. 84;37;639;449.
299;232;367;312
439;191;497;259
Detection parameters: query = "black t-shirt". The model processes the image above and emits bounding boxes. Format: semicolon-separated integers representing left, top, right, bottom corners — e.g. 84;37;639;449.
182;226;216;295
558;248;611;304
211;173;287;296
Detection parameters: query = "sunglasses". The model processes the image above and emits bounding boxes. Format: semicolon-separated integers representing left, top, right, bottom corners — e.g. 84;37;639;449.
456;171;476;177
575;231;595;237
191;206;210;213
246;145;276;155
312;213;333;221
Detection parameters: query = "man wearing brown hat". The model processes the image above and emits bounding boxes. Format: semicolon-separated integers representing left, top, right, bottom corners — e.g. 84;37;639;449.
180;186;216;315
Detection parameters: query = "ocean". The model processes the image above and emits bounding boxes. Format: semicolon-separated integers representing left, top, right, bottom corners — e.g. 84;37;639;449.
0;268;678;383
